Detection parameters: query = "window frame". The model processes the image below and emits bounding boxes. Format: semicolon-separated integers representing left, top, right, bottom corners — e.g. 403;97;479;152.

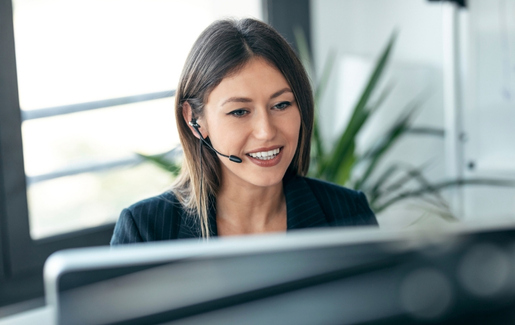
263;0;312;55
0;0;115;306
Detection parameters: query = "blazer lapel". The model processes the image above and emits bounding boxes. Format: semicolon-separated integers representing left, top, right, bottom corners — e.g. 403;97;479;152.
177;213;201;239
284;176;330;229
177;196;218;239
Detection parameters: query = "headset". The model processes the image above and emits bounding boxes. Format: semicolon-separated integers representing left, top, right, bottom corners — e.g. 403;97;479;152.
188;119;242;236
189;120;242;163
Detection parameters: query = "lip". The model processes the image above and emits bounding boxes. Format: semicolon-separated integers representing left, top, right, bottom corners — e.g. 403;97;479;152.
245;146;284;167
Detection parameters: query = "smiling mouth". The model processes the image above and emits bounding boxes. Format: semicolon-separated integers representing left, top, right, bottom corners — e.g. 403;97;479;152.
246;148;282;160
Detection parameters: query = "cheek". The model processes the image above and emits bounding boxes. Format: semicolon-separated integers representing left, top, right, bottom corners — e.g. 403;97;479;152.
210;121;248;152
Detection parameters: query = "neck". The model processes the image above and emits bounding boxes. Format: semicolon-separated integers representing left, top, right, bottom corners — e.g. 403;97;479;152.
216;180;287;236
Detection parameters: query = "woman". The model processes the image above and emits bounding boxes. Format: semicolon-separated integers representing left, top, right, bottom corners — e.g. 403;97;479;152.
111;18;377;244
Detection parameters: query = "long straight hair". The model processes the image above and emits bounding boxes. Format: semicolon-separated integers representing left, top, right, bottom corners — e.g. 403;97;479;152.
172;18;314;238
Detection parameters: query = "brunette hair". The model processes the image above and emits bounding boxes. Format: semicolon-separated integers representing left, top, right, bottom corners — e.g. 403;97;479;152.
172;18;314;238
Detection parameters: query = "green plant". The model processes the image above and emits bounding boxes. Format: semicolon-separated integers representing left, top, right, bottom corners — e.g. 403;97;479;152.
294;28;515;218
137;148;182;177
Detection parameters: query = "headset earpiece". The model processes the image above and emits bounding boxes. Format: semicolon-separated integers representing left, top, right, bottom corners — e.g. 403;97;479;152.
189;120;200;128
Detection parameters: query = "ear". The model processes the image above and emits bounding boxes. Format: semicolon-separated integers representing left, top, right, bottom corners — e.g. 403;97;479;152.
182;101;207;139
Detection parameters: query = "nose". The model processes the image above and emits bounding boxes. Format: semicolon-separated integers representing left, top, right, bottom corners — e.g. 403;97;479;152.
252;109;277;141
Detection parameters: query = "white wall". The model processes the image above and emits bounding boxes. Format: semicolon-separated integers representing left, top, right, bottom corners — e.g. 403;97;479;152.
311;0;449;227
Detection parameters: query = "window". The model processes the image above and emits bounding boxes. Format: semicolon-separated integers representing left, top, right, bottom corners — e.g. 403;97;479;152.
13;0;262;239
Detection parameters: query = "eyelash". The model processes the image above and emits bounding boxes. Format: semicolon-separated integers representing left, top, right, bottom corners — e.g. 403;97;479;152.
273;101;292;110
228;109;249;117
227;101;293;117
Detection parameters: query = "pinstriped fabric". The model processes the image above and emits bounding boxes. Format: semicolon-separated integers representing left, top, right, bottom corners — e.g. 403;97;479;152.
111;208;143;244
110;176;377;245
284;177;377;229
110;192;184;245
284;179;326;229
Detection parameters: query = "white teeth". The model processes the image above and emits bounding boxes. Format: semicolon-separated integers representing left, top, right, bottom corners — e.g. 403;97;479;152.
248;148;280;160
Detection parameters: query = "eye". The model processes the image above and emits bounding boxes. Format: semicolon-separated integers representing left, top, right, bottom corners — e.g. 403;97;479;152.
228;109;249;117
273;101;292;110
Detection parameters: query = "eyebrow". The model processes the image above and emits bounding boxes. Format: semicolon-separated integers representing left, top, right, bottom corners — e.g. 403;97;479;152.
221;87;292;106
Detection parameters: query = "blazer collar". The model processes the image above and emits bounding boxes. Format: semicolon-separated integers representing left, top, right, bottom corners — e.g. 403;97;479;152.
176;197;217;240
177;175;330;239
283;176;330;230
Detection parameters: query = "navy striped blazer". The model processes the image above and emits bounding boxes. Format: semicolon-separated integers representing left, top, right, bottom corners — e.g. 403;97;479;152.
110;176;378;245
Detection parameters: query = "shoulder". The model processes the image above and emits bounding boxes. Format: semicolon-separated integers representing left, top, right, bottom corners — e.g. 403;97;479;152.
110;191;185;245
126;191;181;219
300;177;378;226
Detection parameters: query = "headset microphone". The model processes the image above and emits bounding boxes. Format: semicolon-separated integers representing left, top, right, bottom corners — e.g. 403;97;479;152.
189;121;243;163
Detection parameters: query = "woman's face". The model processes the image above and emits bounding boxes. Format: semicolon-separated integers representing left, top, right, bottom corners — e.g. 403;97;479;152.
199;57;301;189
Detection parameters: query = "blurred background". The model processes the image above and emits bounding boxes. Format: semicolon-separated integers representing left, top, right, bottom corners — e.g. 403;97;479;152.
1;0;515;311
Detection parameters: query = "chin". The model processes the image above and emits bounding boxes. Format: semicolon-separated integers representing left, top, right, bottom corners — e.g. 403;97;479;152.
246;171;286;188
221;161;290;189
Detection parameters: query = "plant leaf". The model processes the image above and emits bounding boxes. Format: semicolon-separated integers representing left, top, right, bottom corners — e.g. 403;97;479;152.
312;50;337;163
413;203;458;222
322;31;397;182
314;50;337;107
404;165;450;209
381;161;433;194
294;27;335;172
335;143;356;185
322;108;370;180
368;81;395;114
354;99;421;189
293;26;314;81
405;127;445;137
375;178;515;213
137;152;181;176
352;30;397;121
370;161;449;212
365;164;401;206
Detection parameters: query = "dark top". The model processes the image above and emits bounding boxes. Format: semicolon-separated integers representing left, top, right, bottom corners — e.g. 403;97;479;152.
110;176;378;245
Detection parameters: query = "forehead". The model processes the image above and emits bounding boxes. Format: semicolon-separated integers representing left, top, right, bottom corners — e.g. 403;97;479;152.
225;57;284;81
206;58;291;106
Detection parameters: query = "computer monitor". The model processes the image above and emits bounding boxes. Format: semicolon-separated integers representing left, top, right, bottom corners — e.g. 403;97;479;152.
44;224;515;325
